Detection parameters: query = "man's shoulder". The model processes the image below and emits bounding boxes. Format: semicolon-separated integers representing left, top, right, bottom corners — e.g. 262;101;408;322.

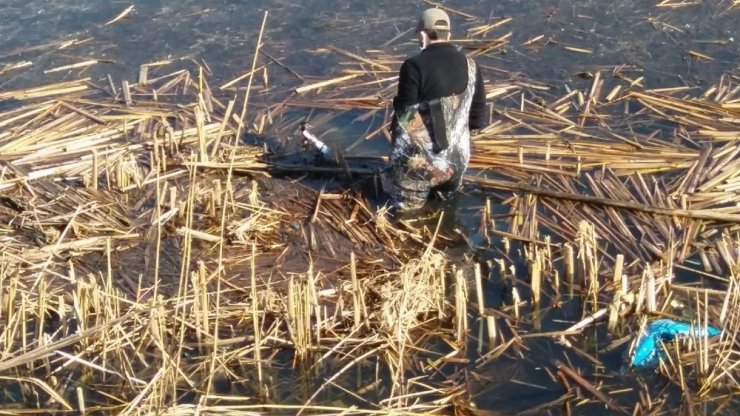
400;54;424;72
403;53;423;65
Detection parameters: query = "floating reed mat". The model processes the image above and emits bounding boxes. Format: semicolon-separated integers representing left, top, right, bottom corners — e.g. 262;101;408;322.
1;45;740;416
0;176;469;413
456;221;740;414
468;76;740;270
269;68;740;412
281;67;740;264
468;80;740;411
0;70;482;413
0;69;274;192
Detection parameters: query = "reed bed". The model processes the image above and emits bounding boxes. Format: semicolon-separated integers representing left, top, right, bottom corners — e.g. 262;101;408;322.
0;63;475;414
0;3;739;415
267;37;740;412
464;74;740;414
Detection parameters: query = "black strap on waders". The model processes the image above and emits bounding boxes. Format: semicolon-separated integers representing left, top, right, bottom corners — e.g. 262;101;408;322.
427;98;449;153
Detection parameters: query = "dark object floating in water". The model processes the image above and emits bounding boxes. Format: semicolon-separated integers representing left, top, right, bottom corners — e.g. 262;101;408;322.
631;319;721;368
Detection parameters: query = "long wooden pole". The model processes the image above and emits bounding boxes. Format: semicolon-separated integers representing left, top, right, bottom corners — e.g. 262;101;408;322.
465;175;740;224
266;162;740;224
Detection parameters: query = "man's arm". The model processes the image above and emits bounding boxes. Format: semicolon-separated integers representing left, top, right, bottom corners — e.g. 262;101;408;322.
392;60;421;116
468;64;486;130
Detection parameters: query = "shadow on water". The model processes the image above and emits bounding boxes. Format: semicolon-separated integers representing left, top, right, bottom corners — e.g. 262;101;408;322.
0;99;22;112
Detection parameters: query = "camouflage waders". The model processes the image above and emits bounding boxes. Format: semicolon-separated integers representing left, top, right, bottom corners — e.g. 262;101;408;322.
381;57;478;212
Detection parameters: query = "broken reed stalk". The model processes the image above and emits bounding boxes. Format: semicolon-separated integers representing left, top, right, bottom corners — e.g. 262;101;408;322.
251;243;263;388
511;285;521;320
556;361;628;415
295;74;363;94
351;251;364;329
455;269;468;345
288;274;311;357
613;254;624;288
474;262;485;316
608;254;626;333
577;221;599;312
210;10;269;398
564;243;575;295
531;255;542;305
486;316;496;348
465;176;740;224
646;266;657;313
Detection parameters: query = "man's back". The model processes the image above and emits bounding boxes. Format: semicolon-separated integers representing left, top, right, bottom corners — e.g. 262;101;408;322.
392;43;486;130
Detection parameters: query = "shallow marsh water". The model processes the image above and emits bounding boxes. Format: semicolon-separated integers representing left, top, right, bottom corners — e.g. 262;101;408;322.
1;0;739;414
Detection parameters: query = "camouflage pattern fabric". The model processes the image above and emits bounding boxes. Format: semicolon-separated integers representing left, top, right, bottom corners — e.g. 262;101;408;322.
382;56;478;211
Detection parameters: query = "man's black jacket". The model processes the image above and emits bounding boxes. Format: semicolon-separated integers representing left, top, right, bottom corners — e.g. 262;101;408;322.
392;42;486;130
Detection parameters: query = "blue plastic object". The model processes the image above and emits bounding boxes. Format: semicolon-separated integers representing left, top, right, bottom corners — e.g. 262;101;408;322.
630;319;721;368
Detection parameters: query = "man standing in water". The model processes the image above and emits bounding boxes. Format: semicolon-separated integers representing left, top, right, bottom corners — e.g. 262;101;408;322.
382;7;486;212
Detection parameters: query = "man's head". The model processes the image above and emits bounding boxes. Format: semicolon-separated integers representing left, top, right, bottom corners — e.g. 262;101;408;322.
416;8;451;46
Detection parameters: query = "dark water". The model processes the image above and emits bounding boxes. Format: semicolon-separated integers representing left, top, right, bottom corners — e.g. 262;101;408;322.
1;0;738;414
2;0;737;155
2;1;737;98
3;2;738;71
